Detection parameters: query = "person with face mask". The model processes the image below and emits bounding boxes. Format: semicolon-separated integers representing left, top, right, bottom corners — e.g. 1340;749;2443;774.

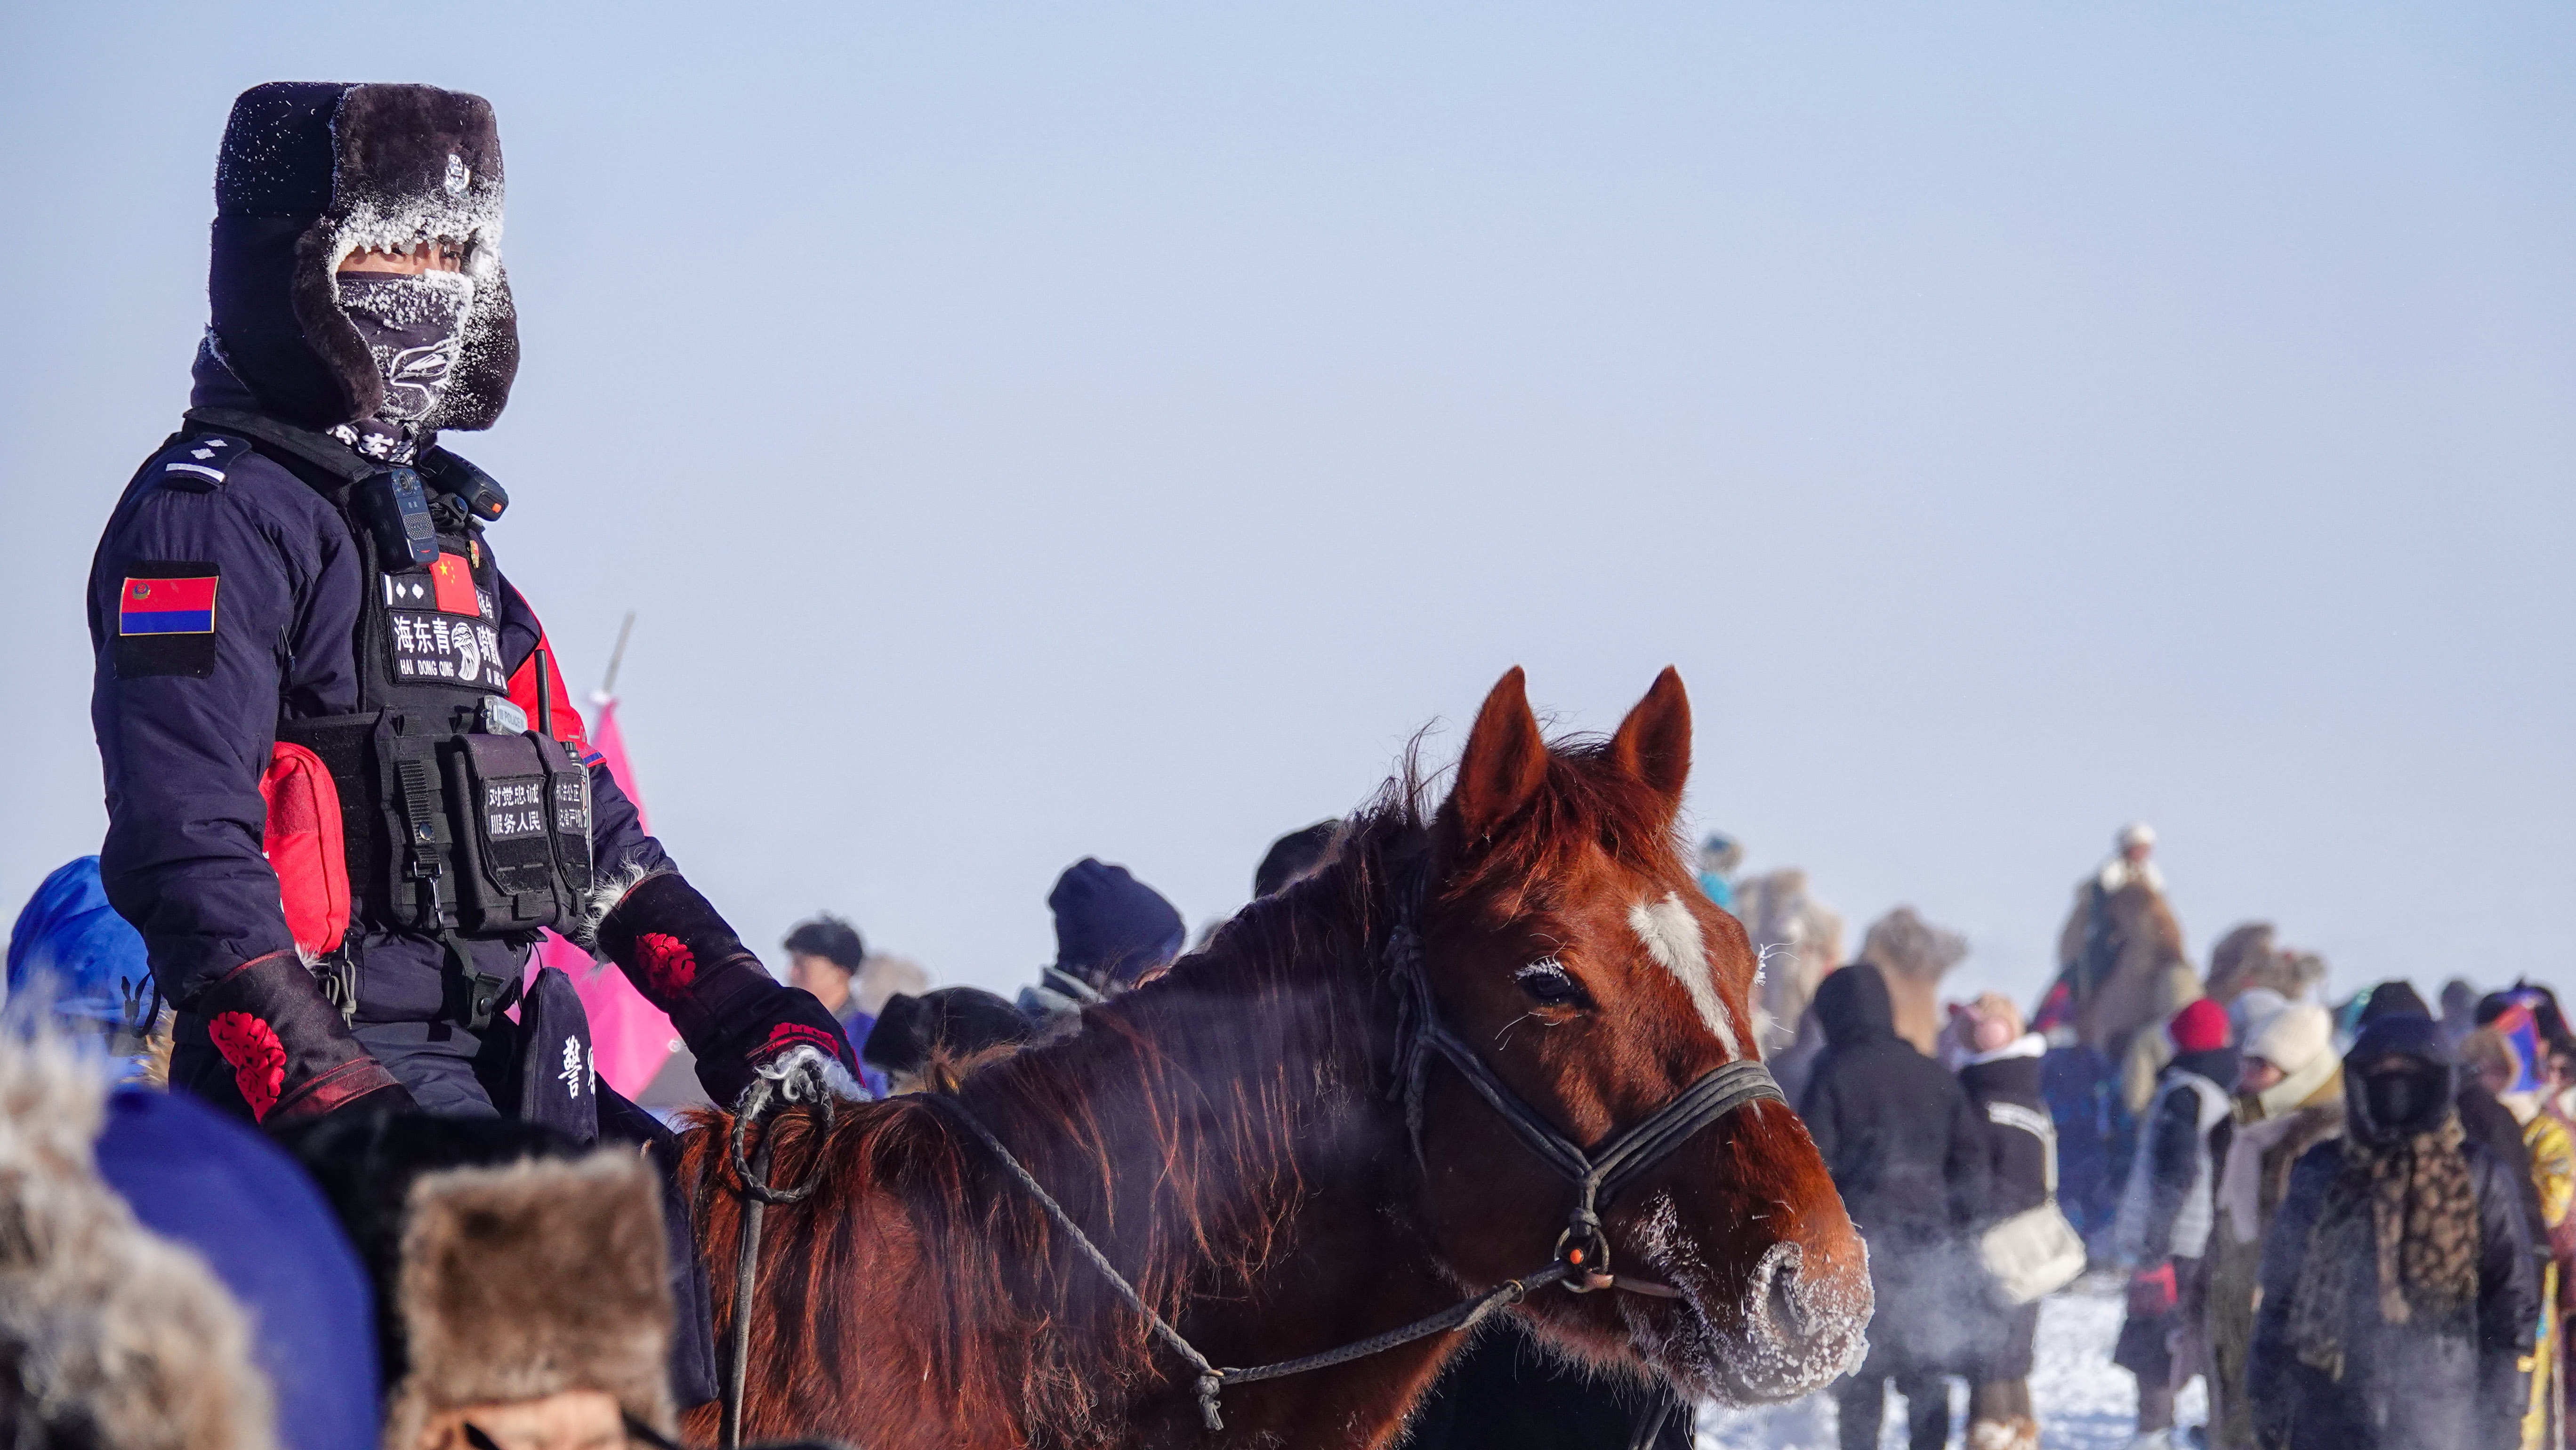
86;83;859;1136
2248;1016;2537;1450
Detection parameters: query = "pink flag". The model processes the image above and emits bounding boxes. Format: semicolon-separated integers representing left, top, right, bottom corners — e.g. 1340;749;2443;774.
532;693;681;1097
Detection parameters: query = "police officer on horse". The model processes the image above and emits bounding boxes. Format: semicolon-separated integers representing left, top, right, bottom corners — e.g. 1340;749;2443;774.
88;81;856;1130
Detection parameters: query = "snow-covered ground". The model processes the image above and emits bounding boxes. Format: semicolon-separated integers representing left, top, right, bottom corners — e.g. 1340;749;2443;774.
1699;1285;2206;1449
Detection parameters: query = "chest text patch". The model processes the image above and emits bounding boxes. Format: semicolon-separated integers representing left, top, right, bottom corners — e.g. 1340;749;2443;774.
384;563;503;691
390;611;505;689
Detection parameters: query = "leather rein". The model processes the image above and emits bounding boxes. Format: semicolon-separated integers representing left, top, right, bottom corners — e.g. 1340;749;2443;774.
726;864;1786;1437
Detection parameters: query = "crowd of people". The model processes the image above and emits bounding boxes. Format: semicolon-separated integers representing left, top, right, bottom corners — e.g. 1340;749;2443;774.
30;806;2561;1450
1776;823;2571;1450
539;818;2576;1450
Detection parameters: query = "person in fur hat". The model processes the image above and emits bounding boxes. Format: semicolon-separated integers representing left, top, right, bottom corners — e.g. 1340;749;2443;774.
2249;1016;2537;1450
87;83;856;1130
263;1109;687;1450
383;1153;676;1450
2203;1002;2343;1450
2110;997;2238;1450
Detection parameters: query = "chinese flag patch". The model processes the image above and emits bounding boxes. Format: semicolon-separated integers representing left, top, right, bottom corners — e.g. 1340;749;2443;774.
114;561;222;678
430;552;480;616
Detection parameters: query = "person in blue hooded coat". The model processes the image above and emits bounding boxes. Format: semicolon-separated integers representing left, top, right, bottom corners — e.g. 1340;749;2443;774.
7;856;153;1034
2248;1015;2537;1450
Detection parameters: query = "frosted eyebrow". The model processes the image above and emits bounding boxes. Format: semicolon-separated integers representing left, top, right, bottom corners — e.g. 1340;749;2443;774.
1627;892;1741;1059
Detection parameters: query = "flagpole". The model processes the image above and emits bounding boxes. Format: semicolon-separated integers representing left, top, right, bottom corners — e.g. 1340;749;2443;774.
600;610;637;700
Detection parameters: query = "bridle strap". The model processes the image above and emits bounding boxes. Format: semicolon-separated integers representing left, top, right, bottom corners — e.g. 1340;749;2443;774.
1412;1019;1786;1207
1590;1058;1787;1206
920;1088;1576;1432
890;859;1782;1434
1412;1018;1594;1181
1389;861;1785;1279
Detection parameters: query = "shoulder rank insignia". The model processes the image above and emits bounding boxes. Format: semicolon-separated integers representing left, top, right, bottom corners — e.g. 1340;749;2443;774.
159;435;242;490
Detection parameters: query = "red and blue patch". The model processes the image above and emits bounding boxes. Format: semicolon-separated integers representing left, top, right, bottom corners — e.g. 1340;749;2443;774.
113;561;223;678
120;573;219;635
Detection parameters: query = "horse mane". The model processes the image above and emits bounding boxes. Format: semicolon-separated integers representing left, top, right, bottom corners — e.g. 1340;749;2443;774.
692;730;1694;1442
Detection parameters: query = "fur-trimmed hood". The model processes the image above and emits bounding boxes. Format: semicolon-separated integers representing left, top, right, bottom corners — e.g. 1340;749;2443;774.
209;81;516;431
381;1152;676;1450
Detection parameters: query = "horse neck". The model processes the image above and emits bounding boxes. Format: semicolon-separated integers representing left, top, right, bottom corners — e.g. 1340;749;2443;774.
956;860;1411;1326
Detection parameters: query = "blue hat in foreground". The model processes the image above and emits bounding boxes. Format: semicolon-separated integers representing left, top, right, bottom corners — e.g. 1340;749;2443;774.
93;1087;381;1450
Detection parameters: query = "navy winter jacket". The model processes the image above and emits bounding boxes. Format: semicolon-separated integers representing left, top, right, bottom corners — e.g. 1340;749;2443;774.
89;356;665;1085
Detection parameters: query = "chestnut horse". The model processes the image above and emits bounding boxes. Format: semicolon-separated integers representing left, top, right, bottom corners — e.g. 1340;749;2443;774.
681;668;1871;1449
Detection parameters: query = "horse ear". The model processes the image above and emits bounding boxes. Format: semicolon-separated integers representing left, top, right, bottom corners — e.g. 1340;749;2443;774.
1608;666;1691;824
1452;667;1550;841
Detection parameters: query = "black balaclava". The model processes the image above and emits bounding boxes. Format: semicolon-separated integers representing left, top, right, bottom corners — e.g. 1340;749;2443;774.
2363;1063;2446;1136
332;271;474;460
2343;1015;2460;1145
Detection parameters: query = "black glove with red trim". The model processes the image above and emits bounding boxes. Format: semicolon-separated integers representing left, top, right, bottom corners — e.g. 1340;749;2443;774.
589;871;861;1107
189;951;416;1126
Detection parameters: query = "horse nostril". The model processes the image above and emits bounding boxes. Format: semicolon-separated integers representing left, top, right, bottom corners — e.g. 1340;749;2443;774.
1767;1259;1803;1337
1751;1240;1807;1343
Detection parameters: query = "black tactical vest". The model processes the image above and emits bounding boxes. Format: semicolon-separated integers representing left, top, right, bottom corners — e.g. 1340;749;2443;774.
183;408;594;1023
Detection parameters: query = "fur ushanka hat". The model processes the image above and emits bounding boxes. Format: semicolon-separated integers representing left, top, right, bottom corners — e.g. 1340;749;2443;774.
210;81;517;431
381;1152;676;1450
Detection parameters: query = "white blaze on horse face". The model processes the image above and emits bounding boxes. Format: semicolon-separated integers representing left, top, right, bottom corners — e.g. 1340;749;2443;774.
1628;892;1742;1058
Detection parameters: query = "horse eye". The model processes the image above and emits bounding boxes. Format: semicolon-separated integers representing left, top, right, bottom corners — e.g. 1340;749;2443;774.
1515;958;1583;1007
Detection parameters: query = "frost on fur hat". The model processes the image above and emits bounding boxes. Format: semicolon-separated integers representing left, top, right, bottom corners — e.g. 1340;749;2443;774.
210;81;516;431
2167;997;2231;1054
381;1152;674;1450
2247;1001;2334;1077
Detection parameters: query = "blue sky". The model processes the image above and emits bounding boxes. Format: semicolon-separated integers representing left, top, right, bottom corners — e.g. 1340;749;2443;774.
4;3;2570;1005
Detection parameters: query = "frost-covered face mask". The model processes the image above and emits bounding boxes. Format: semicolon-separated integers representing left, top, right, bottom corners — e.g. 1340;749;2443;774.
337;270;475;424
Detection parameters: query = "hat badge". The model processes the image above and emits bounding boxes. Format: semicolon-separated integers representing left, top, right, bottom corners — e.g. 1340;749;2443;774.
444;153;469;195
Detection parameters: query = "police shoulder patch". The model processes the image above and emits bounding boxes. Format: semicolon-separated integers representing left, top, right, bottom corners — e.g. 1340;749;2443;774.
114;561;222;678
155;435;247;492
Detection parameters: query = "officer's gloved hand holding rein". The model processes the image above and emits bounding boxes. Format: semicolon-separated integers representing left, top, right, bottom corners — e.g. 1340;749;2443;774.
582;871;861;1108
88;82;860;1131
